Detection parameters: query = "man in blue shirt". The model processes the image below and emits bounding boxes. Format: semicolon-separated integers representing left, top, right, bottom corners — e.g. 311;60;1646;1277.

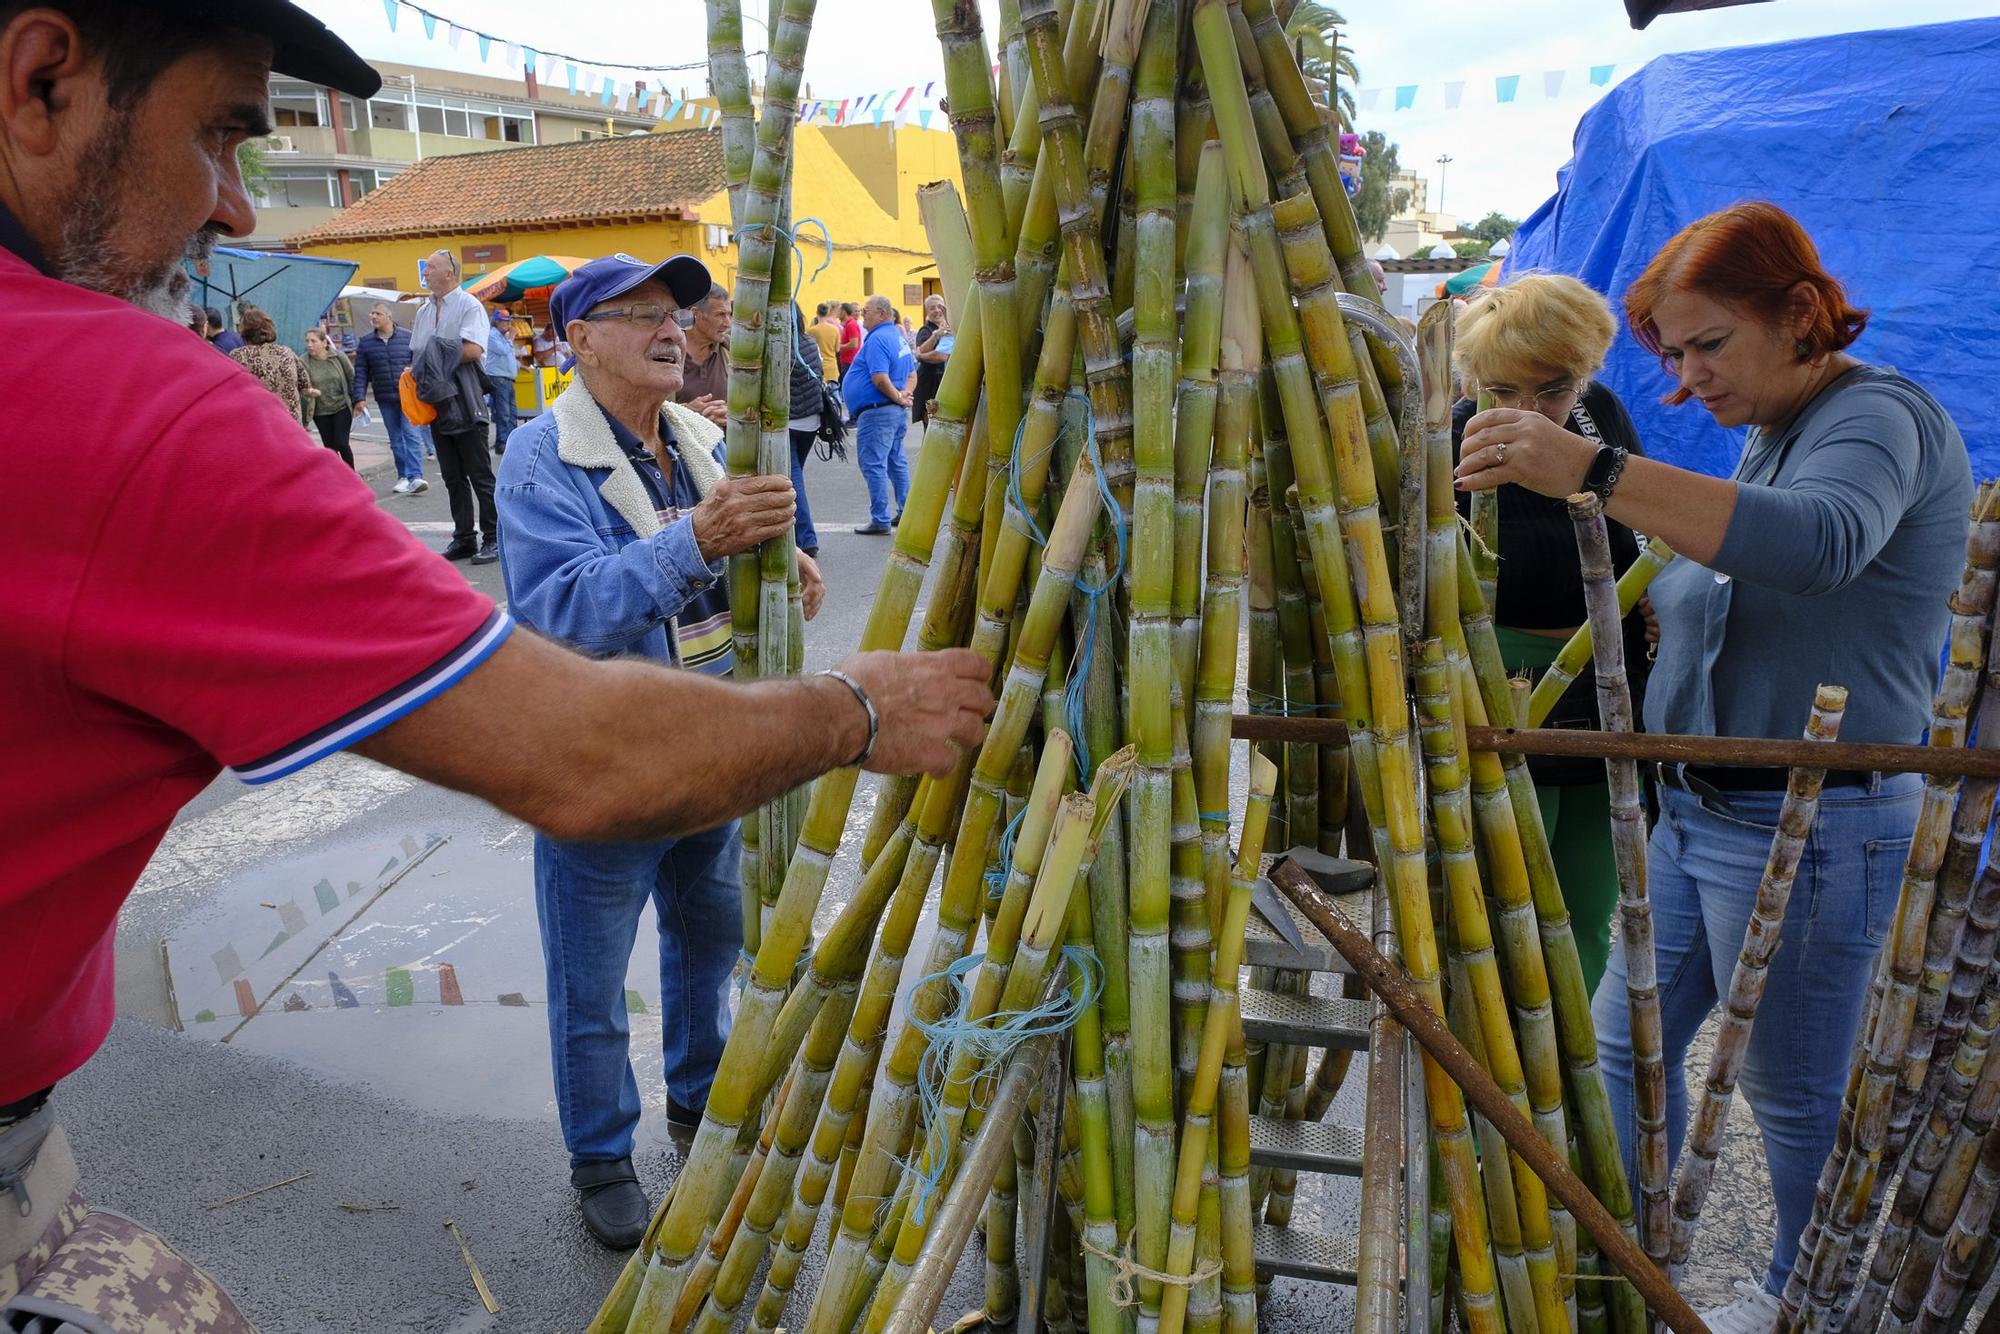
841;294;916;534
203;305;244;354
483;307;520;455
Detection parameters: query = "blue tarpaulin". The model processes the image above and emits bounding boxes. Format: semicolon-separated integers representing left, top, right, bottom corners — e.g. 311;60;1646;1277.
186;246;356;353
1507;18;2000;480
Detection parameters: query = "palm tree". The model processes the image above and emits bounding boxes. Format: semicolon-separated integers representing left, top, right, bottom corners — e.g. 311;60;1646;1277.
1282;1;1359;130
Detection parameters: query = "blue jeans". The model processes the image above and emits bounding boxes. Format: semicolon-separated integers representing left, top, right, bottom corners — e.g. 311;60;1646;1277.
1592;775;1918;1293
373;396;426;481
534;820;743;1167
487;373;518;452
854;405;910;526
790;427;819;552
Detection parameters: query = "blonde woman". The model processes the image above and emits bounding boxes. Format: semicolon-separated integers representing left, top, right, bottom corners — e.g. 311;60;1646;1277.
1451;274;1651;993
303;328;359;468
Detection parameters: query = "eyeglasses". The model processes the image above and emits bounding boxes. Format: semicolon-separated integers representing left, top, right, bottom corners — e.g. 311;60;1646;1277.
583;303;675;329
1487;382;1581;412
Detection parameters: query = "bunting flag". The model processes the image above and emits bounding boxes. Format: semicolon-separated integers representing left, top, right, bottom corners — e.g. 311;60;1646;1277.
600;76;615;106
504;40;519;66
1394;85;1417;111
918;108;934;129
1591;64;1616;86
1352;62;1620;114
478;34;491;61
566;63;579;94
381;0;397;29
666;98;685;121
1544;70;1565;97
419;11;436;39
896;86;916;111
1359;87;1381;112
1494;74;1520;103
1443;80;1465;111
445;22;463;49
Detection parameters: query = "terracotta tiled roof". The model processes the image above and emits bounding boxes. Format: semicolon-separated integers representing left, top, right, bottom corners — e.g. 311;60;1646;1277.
288;131;725;246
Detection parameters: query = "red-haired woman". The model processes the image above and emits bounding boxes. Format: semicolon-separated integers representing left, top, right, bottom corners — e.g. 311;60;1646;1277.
1456;201;1972;1304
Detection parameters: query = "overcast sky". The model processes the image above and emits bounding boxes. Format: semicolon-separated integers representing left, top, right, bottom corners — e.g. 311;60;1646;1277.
298;0;1995;223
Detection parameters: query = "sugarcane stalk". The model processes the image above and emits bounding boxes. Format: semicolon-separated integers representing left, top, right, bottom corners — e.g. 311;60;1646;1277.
930;0;1026;530
864;783;1111;1331
1158;752;1277;1334
1419;641;1567;1334
1217;1018;1257;1334
1444;950;1538;1334
1172;142;1230;707
1569;489;1669;1269
1913;1119;2000;1333
1524;537;1673;729
1354;885;1404;1334
1248;147;1500;1326
1452;527;1648;1334
1667;685;1848;1284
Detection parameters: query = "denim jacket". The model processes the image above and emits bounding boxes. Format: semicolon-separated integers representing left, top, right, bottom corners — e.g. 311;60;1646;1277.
495;384;727;661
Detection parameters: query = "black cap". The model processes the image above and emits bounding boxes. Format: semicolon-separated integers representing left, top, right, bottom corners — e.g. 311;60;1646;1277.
184;0;382;98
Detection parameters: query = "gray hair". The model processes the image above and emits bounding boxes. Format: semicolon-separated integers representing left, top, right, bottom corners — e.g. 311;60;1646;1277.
428;249;459;277
863;294;894;319
703;283;730;308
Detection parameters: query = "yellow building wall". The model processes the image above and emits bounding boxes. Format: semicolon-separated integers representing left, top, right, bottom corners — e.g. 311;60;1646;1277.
297;122;966;323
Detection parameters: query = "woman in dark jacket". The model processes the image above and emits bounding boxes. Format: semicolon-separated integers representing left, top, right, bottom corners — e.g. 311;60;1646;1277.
1451;273;1652;994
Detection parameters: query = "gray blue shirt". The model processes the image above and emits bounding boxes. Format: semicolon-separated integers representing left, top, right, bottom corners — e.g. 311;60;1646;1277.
1646;365;1972;746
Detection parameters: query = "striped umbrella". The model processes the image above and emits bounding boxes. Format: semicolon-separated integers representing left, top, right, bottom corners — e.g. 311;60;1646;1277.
467;255;590;302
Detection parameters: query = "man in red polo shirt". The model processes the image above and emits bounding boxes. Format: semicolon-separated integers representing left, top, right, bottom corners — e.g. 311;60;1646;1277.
0;0;990;1308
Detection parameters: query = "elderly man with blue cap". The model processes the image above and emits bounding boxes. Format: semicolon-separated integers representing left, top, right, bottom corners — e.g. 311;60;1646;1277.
494;253;825;1248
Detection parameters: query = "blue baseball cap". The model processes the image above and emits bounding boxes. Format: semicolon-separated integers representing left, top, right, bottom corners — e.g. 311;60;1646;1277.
548;252;711;346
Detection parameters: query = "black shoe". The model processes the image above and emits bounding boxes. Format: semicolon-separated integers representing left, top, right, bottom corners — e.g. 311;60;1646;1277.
440;538;478;561
801;546;819;559
855;523;892;536
572;1157;649;1250
471;539;500;565
665;1096;703;1151
892;510;903;527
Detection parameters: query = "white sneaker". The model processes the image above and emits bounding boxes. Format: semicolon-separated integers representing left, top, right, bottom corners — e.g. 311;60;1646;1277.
411;477;430;493
1701;1282;1781;1334
391;478;415;495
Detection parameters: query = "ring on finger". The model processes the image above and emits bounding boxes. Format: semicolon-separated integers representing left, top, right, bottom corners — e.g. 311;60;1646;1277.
1495;441;1508;463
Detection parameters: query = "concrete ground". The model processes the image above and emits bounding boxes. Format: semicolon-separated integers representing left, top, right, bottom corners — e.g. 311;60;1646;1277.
60;412;1990;1331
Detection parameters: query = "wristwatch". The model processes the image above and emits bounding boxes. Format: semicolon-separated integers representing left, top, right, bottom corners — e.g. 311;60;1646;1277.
1581;445;1629;502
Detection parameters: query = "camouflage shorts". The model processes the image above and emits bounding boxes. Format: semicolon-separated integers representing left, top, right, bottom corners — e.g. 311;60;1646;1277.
1;1109;252;1334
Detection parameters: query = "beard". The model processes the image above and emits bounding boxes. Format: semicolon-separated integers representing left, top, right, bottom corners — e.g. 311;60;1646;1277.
51;111;220;323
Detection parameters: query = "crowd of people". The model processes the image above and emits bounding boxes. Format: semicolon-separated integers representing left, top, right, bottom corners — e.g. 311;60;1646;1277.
0;1;1979;1327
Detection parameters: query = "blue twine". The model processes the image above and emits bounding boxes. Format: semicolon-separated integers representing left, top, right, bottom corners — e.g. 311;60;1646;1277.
1061;392;1126;781
983;803;1029;902
731;216;835;305
903;943;1104;1225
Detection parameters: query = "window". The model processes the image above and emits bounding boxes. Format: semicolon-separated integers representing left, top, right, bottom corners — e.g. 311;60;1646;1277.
369;97;411;132
270;80;325;127
255;169;339;209
339;96;359;132
501;114;533;143
443;107;470;137
862;266;875;296
416;104;445;135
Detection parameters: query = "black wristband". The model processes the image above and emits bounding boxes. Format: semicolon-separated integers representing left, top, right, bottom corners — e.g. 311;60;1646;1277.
816;670;878;769
1583;445;1630;502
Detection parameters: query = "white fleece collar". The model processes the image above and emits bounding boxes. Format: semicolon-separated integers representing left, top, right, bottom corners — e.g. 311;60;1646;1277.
551;378;726;537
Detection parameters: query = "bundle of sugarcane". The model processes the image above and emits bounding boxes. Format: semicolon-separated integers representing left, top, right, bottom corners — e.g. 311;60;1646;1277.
1769;485;2000;1334
575;0;1717;1329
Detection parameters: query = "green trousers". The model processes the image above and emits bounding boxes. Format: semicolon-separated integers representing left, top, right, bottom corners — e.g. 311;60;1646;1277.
1495;626;1620;995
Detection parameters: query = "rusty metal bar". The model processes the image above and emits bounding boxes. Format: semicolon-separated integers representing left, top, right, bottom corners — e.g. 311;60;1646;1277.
1230;715;2000;780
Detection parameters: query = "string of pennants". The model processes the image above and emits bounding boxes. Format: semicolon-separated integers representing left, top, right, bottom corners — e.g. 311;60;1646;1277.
376;0;949;130
1354;64;1621;114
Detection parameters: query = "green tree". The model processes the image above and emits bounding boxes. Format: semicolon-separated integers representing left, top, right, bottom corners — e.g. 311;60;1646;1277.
237;138;271;205
1451;238;1491;259
1283;2;1359;130
1463;211;1519;244
1351;130;1407;244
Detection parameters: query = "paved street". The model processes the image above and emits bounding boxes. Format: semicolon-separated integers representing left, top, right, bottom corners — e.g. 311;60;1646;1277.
60;411;1914;1331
